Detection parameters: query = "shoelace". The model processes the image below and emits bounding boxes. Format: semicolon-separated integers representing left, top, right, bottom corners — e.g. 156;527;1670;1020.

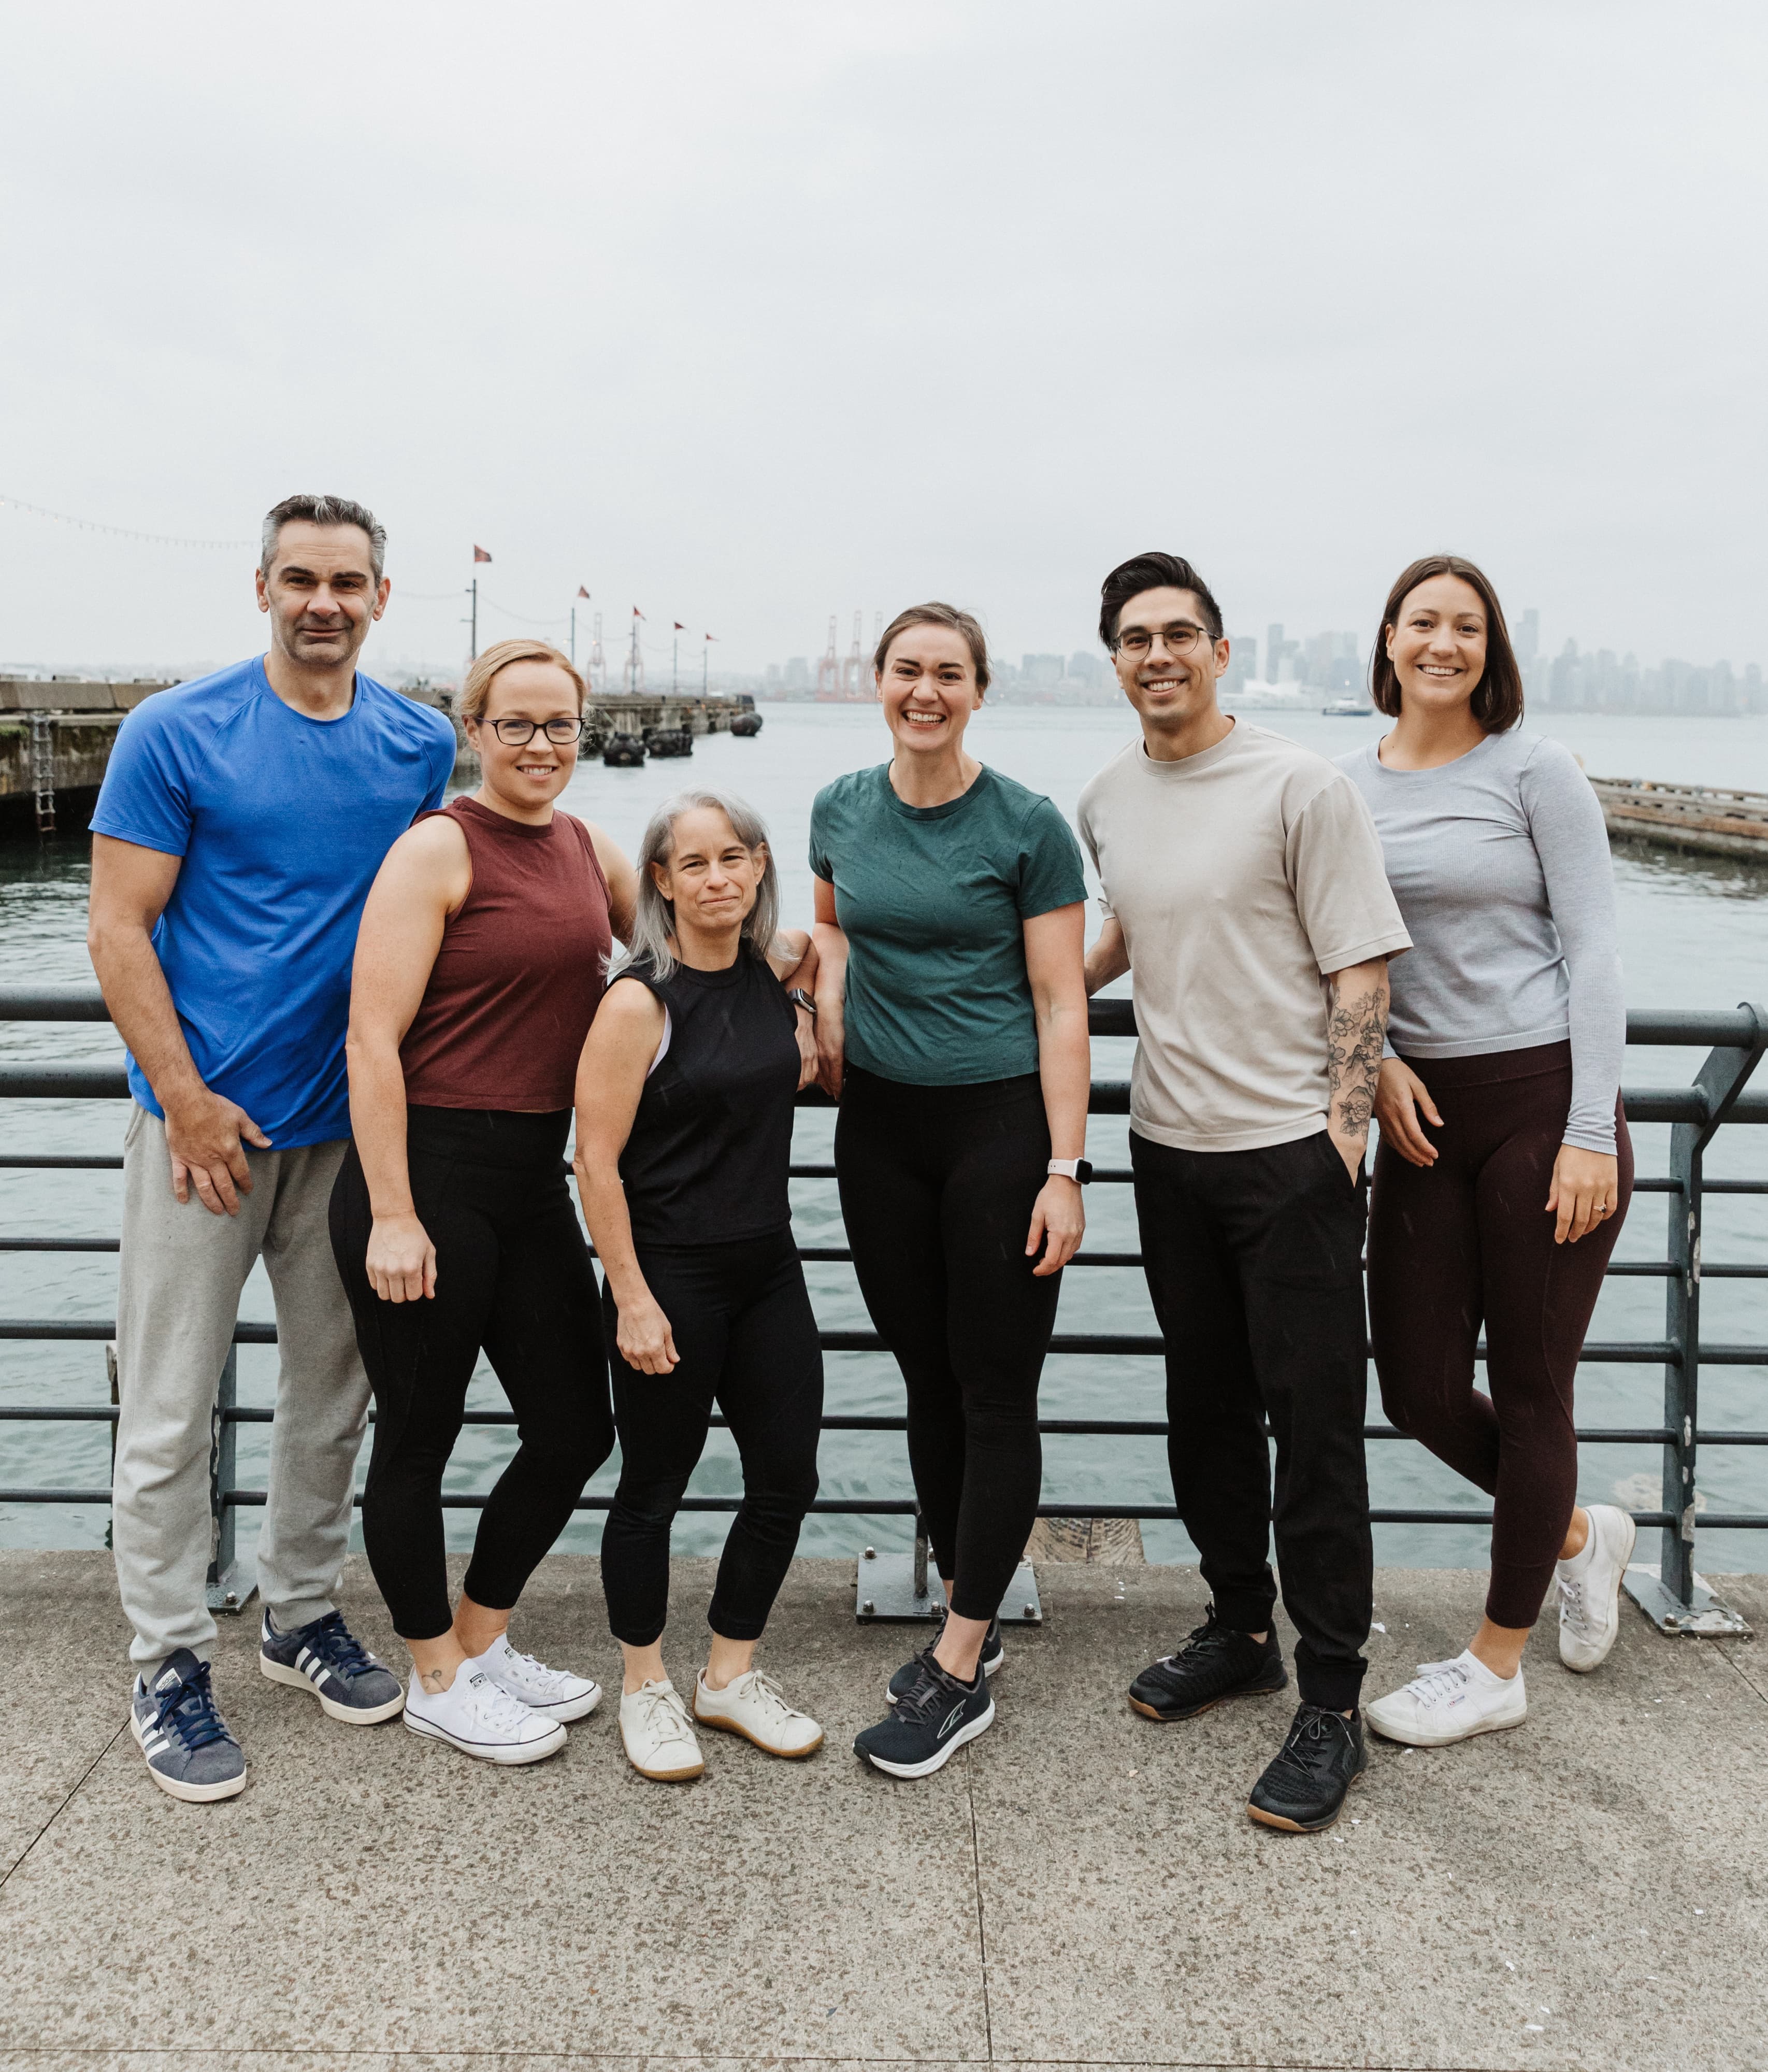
1558;1574;1591;1631
500;1642;567;1690
1400;1659;1469;1707
892;1651;966;1726
1270;1705;1348;1776
303;1610;377;1679
1164;1611;1235;1670
630;1684;697;1751
725;1669;796;1721
464;1672;541;1734
151;1661;235;1753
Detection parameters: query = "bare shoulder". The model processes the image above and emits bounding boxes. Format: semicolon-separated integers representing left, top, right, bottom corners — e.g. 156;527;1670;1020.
387;812;468;871
595;973;666;1032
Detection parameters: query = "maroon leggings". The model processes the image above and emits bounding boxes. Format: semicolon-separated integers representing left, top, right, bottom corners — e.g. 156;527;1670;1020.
1366;1041;1633;1629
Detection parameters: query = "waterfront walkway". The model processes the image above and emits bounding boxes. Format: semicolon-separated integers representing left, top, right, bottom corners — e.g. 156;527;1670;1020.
1;1552;1762;2072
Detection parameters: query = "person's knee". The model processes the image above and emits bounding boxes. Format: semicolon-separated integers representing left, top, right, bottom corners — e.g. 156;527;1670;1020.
606;1476;692;1538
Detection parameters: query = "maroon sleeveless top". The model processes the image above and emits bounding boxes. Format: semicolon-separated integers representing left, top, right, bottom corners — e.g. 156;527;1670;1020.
399;796;613;1111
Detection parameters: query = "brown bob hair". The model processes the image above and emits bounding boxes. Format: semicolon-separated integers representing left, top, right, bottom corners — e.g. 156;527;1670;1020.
872;602;991;694
459;638;586;723
1370;555;1524;733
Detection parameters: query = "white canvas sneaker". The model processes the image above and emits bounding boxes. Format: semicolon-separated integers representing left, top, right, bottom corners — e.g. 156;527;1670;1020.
1557;1503;1637;1672
693;1668;824;1757
471;1634;602;1722
1364;1650;1528;1748
619;1679;705;1781
403;1666;568;1765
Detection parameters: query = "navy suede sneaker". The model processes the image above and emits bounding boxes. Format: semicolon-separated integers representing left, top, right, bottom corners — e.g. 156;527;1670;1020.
131;1650;247;1803
854;1648;994;1779
259;1609;405;1725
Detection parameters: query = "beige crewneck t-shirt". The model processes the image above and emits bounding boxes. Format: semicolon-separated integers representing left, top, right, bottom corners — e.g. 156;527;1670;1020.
1077;721;1412;1153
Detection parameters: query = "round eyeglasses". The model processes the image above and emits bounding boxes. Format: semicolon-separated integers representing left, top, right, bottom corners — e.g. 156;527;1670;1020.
1113;623;1214;660
483;717;589;745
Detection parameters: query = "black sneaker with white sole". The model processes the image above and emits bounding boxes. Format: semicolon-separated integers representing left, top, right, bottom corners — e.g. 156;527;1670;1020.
258;1609;406;1724
854;1648;994;1778
1246;1704;1368;1833
886;1619;1002;1703
1128;1604;1287;1722
131;1650;247;1803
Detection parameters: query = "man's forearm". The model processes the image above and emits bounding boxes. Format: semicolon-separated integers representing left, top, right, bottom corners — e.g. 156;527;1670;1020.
88;921;207;1110
1326;961;1389;1160
1084;919;1130;997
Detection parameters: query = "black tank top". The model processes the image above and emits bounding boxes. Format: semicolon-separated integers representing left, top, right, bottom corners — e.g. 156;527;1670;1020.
614;952;800;1246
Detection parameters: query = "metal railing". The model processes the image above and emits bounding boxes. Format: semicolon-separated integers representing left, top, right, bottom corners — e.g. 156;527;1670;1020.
2;985;1764;1633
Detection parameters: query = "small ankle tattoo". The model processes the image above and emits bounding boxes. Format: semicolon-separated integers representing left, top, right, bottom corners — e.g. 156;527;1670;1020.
420;1668;450;1694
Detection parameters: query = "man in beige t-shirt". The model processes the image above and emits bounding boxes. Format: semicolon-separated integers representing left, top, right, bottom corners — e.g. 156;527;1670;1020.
1077;551;1410;1837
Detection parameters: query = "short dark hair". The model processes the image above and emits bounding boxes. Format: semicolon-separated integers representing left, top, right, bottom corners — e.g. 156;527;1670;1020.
1099;552;1224;648
873;601;991;694
1370;554;1524;732
261;494;386;582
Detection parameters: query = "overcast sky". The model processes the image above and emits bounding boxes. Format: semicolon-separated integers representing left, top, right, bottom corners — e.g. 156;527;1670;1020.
2;1;1764;680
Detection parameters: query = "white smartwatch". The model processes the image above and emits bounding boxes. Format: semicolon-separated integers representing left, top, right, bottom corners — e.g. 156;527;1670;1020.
1046;1158;1094;1184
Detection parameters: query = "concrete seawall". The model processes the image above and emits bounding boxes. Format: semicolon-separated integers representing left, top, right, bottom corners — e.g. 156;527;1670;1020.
1;1550;1762;2070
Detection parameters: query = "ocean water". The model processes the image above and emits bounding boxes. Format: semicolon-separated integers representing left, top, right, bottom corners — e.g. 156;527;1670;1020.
2;703;1764;1574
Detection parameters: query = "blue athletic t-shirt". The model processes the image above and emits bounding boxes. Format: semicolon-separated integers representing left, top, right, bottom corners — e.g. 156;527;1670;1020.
90;657;456;1147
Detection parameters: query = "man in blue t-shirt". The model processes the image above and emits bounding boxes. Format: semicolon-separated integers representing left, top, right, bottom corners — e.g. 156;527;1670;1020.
88;494;457;1803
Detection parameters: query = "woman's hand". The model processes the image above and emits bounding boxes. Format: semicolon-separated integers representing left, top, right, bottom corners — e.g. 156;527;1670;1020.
1026;1176;1085;1278
365;1212;437;1304
616;1291;680;1374
1373;1056;1441;1167
815;1001;846;1100
1547;1145;1621;1245
794;1005;819;1091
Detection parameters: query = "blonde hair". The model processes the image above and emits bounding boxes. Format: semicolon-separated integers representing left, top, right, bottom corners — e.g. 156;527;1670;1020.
459;638;585;722
873;602;991;694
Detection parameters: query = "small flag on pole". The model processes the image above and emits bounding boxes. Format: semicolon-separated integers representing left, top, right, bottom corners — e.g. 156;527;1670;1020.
577;585;591;599
674;621;685;631
473;545;492;563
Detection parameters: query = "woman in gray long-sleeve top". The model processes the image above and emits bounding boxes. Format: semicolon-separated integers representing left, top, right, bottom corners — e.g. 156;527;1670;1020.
1336;554;1636;1753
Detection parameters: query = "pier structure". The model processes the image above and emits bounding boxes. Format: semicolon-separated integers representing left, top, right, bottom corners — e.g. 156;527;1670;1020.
1591;775;1768;862
0;678;170;835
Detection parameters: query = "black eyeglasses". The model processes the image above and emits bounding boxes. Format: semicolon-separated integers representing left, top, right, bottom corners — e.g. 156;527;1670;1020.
483;717;588;745
1113;623;1214;660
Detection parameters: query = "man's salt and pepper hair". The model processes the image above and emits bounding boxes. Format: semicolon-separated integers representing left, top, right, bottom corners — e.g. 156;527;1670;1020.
614;789;781;984
260;493;387;582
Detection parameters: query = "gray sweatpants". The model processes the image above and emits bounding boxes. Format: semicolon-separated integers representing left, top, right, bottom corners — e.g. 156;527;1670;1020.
112;1104;368;1670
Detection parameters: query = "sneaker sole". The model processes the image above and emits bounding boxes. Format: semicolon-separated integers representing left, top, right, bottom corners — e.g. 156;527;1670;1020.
885;1652;1002;1705
622;1746;706;1782
1128;1666;1289;1723
130;1709;247;1803
258;1653;406;1725
1246;1764;1365;1834
693;1704;824;1759
1560;1510;1637;1673
858;1697;996;1779
1364;1705;1528;1749
403;1712;567;1764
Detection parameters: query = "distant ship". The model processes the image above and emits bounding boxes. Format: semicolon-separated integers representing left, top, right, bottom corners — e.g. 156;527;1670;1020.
1321;696;1374;716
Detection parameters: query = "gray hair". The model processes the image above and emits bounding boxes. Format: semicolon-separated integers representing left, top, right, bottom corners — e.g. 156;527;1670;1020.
615;788;780;983
261;493;386;582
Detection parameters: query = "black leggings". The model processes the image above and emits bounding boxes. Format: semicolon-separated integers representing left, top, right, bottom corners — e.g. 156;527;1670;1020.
1367;1042;1633;1630
600;1229;823;1648
329;1106;615;1641
836;1066;1058;1622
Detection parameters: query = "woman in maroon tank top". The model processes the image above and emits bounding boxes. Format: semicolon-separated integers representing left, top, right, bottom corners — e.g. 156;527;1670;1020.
329;638;640;1767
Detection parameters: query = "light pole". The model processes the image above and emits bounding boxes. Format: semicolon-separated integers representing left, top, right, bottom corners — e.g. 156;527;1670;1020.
703;632;715;695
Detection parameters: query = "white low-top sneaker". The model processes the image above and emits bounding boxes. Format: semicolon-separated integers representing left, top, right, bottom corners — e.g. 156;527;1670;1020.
403;1666;568;1765
1364;1649;1528;1748
472;1634;602;1722
694;1667;824;1758
1557;1503;1637;1672
619;1679;705;1781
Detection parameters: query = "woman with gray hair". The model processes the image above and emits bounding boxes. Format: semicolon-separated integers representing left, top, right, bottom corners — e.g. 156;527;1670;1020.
573;789;824;1782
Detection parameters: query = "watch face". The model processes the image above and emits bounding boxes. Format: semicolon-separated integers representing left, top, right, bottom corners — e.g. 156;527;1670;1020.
1077;1159;1094;1184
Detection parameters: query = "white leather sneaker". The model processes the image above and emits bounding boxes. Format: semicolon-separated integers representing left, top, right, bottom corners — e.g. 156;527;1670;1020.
694;1668;824;1757
619;1679;705;1781
1364;1650;1528;1748
1557;1503;1637;1672
403;1666;567;1764
471;1634;602;1722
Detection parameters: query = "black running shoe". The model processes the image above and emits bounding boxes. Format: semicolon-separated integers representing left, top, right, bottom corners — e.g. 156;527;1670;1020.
886;1619;1003;1703
1128;1605;1288;1722
854;1649;994;1778
1246;1704;1368;1833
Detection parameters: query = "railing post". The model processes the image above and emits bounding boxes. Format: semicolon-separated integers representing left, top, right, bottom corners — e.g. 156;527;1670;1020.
205;1346;256;1614
1625;1002;1765;1636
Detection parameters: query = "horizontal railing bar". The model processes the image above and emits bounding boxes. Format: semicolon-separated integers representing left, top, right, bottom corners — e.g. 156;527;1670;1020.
0;1156;125;1170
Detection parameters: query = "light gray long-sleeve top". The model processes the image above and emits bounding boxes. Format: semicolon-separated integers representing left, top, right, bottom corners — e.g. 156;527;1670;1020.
1336;730;1625;1154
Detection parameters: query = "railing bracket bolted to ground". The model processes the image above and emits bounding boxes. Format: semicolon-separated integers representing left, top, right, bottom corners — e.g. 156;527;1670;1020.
2;985;1763;1637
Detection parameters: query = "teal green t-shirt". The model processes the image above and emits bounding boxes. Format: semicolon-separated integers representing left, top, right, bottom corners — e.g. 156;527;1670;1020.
808;762;1087;1087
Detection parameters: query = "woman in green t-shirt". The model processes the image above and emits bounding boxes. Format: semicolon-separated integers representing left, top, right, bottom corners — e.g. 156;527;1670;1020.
809;601;1091;1778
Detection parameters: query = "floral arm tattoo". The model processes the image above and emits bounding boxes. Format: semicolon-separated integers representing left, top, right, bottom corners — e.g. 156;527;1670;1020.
1326;963;1390;1152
